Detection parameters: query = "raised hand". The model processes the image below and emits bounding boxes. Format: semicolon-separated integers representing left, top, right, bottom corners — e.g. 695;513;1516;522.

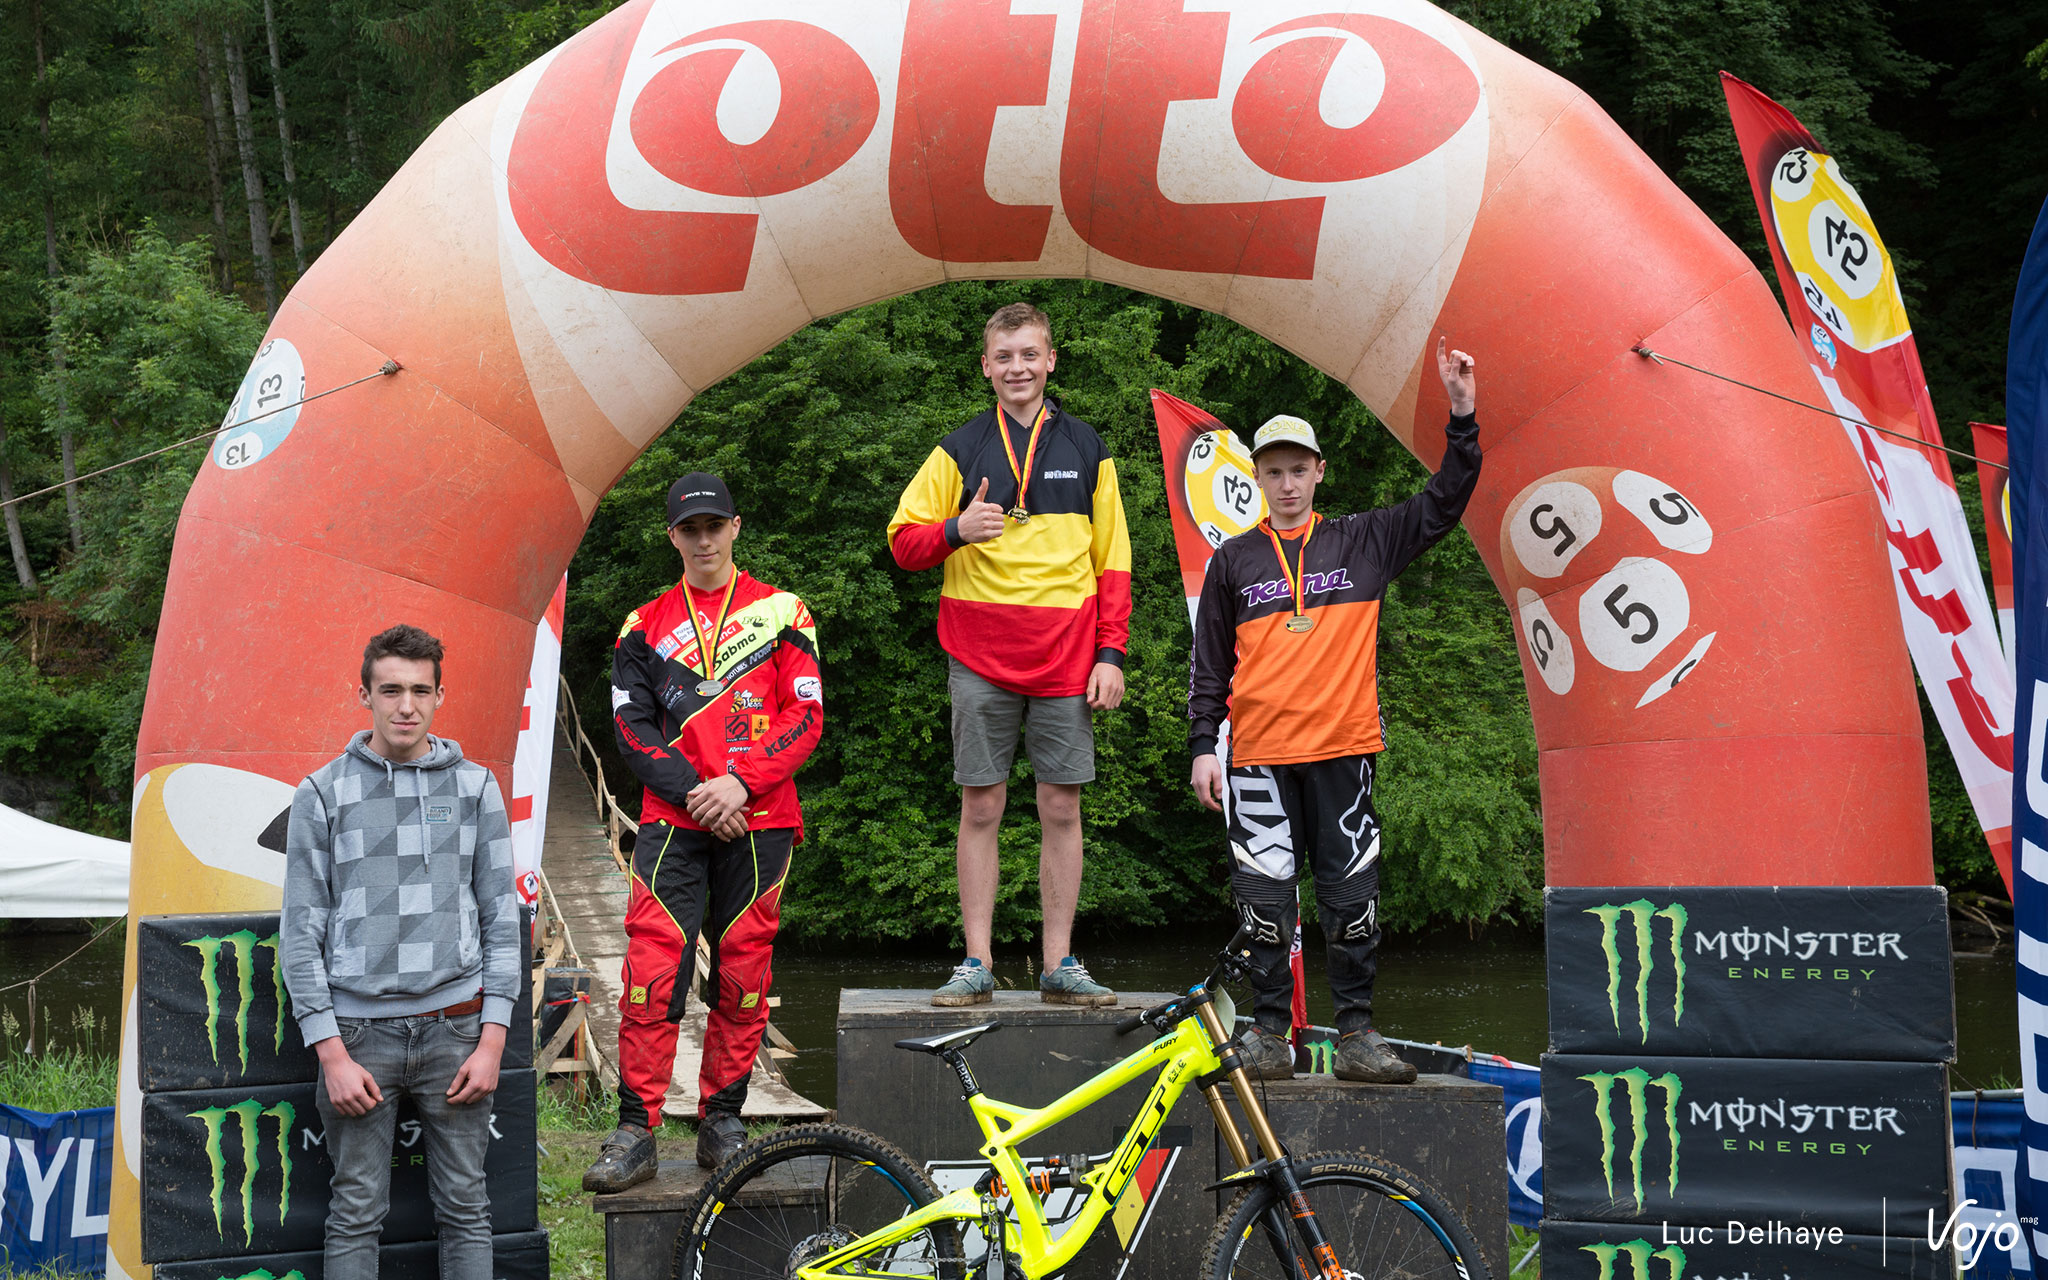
1436;336;1476;417
957;476;1007;544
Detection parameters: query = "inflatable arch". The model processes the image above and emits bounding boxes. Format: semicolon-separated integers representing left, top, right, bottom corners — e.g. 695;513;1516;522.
110;1;1933;1269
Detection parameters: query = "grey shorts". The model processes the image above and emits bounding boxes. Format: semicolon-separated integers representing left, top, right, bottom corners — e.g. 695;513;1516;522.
948;657;1095;787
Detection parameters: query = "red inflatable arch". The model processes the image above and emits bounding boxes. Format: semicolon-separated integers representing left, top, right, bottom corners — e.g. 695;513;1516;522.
110;2;1930;1268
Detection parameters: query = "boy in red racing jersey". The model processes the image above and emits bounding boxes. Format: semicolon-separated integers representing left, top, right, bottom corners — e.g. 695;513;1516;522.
583;472;822;1189
1188;339;1480;1085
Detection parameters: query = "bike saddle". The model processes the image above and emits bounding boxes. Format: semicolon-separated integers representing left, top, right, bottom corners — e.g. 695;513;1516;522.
894;1022;1002;1055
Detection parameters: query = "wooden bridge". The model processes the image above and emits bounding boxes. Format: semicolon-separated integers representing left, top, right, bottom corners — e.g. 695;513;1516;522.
533;681;824;1120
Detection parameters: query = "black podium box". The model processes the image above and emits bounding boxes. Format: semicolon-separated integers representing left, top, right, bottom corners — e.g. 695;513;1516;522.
1541;1218;1946;1280
150;1228;550;1280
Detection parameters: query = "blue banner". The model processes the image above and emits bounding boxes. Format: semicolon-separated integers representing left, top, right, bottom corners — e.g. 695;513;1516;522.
0;1103;113;1275
2009;190;2048;1273
1470;1058;1541;1228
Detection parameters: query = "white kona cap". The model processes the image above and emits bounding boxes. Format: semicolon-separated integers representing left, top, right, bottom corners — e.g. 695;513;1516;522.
1251;414;1322;459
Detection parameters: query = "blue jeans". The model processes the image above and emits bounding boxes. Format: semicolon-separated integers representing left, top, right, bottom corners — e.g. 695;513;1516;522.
316;1012;495;1280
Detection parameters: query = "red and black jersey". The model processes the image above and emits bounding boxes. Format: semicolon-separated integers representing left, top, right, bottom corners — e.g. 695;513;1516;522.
1188;414;1482;767
613;569;822;837
888;402;1132;696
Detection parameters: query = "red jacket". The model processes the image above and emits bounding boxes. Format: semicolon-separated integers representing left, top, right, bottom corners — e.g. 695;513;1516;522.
612;570;822;837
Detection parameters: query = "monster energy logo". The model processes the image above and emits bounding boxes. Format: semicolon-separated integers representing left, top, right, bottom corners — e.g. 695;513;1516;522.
1586;901;1687;1043
219;1271;305;1280
1305;1039;1336;1075
1581;1067;1682;1213
189;1099;296;1244
1580;1239;1685;1280
185;930;290;1072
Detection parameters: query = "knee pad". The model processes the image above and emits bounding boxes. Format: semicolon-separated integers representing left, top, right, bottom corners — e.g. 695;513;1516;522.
1324;893;1379;942
1234;900;1291;947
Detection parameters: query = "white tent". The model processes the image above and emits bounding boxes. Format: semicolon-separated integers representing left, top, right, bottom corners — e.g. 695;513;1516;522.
0;802;128;917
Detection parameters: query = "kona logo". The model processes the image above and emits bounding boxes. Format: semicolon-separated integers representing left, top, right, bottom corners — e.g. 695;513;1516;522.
1241;568;1354;607
1585;901;1687;1043
1580;1239;1685;1280
184;930;289;1072
189;1099;296;1244
1581;1067;1682;1213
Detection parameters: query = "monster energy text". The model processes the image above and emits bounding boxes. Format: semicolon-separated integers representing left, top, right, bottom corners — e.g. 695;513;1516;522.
189;1099;296;1244
1579;1239;1685;1280
1581;1067;1682;1213
185;930;291;1072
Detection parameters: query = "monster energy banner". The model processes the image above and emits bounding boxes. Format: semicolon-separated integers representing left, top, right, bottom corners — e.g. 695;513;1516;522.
1541;1055;1950;1233
136;1070;537;1263
1540;1218;1946;1280
148;1228;550;1280
136;912;533;1091
1547;888;1953;1060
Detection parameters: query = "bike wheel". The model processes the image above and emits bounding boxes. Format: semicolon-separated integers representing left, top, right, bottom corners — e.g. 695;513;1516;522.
1202;1151;1493;1280
671;1122;967;1280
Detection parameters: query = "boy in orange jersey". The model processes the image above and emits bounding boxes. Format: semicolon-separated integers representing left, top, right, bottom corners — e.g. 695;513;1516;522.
583;472;823;1189
1188;339;1480;1084
888;303;1132;1008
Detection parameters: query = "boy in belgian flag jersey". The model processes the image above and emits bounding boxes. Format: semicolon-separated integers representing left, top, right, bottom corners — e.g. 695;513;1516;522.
889;302;1132;1008
1188;339;1480;1085
583;472;823;1190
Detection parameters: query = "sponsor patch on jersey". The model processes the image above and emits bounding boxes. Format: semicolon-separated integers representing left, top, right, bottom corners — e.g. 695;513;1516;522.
794;675;822;703
424;803;454;824
725;716;751;744
731;689;764;711
611;685;632;710
752;714;771;739
1043;468;1080;479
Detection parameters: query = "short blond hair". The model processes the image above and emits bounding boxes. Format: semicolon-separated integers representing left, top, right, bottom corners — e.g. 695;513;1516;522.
984;302;1052;349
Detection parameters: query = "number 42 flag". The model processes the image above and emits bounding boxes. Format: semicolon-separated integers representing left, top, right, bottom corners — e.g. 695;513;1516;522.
1722;73;2016;890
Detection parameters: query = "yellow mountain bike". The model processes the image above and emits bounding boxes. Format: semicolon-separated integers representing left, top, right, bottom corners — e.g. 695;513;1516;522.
670;929;1491;1280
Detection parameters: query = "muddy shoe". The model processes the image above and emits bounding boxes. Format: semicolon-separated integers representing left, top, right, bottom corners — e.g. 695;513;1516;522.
931;957;994;1007
696;1112;748;1170
582;1124;656;1193
1238;1025;1296;1080
1334;1029;1419;1084
1039;956;1116;1007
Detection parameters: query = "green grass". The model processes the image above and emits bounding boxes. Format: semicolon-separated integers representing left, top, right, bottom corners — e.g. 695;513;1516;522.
0;1045;117;1113
1509;1224;1541;1278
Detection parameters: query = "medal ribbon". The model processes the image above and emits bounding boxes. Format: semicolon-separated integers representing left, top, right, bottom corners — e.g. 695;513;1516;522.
996;402;1050;515
688;571;741;682
1261;514;1321;623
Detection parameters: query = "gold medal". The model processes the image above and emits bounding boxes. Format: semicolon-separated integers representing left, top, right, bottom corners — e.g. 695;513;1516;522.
1262;514;1322;635
995;402;1049;523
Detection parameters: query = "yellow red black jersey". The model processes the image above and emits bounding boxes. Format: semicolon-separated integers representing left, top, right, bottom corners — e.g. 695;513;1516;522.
612;569;822;837
888;402;1132;696
1189;414;1482;767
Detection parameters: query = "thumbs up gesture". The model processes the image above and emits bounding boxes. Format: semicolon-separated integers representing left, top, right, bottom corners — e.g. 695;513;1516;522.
957;476;1007;544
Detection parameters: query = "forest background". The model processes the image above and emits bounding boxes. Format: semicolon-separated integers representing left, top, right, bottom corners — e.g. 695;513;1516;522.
0;0;2042;946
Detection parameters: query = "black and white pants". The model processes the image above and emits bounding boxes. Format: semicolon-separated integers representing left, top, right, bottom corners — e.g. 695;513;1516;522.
1224;752;1382;1036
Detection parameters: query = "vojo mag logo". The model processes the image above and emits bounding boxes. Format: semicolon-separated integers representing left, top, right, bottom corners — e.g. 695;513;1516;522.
188;1098;297;1244
1580;1067;1683;1213
215;1271;305;1280
1584;901;1687;1043
1580;1239;1685;1280
185;929;292;1072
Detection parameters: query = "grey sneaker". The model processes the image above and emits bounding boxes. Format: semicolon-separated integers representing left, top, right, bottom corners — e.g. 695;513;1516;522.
582;1124;656;1193
1238;1025;1295;1080
1334;1029;1419;1084
1039;956;1116;1007
932;957;994;1006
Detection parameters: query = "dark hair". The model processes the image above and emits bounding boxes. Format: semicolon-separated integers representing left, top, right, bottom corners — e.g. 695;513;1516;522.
361;624;444;688
984;302;1052;348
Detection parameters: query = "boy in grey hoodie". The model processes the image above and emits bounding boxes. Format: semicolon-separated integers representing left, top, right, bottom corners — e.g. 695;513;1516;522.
280;623;520;1280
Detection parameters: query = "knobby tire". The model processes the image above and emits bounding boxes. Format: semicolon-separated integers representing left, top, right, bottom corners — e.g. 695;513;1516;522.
671;1122;967;1280
1201;1151;1492;1280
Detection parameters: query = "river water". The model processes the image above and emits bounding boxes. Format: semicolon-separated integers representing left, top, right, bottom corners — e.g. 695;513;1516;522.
0;923;2020;1109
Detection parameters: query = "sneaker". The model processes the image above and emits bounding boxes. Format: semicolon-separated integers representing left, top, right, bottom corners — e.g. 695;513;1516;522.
1238;1025;1295;1080
1334;1029;1419;1084
931;957;994;1007
582;1124;656;1193
696;1112;748;1169
1039;956;1116;1007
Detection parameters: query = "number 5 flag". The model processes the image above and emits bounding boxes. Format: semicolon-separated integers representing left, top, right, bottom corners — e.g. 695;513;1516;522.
1723;73;2016;890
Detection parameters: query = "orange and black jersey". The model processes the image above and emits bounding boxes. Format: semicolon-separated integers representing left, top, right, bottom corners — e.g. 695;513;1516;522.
613;570;822;838
888;401;1132;697
1188;414;1482;767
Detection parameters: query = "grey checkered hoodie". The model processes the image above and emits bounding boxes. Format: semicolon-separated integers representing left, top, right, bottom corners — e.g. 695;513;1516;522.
281;731;520;1045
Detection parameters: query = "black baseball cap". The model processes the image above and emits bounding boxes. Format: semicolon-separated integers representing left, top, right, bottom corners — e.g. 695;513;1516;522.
667;472;736;527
